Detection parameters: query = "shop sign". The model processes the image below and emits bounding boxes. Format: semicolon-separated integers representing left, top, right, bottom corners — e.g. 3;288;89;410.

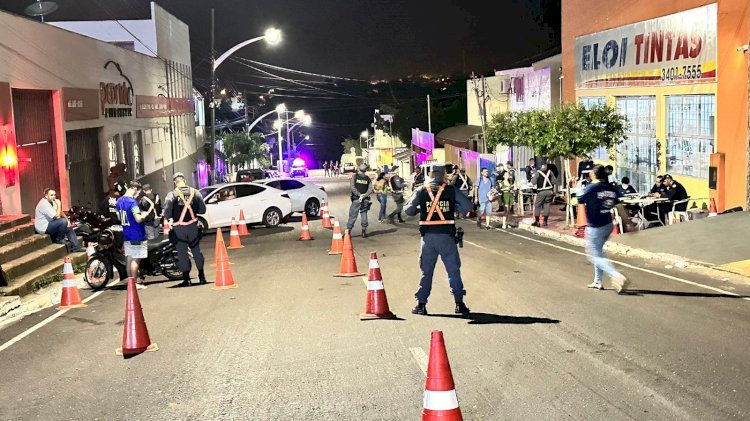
62;88;99;121
575;4;717;89
136;95;195;118
100;61;134;118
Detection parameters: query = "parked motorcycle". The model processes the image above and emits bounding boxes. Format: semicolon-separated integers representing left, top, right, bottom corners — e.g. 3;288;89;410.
83;226;183;290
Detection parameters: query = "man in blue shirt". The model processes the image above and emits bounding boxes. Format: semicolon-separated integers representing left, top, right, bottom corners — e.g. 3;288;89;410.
116;181;152;283
572;165;630;293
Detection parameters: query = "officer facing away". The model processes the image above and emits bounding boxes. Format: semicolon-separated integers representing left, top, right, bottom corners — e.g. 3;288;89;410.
163;172;208;287
347;163;373;238
405;163;474;315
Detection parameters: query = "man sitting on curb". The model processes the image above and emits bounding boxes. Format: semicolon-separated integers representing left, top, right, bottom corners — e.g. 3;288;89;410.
34;188;82;253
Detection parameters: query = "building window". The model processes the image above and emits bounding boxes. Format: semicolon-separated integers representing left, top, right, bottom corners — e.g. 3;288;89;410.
666;95;715;179
108;134;122;170
615;96;658;194
579;96;608;160
132;131;144;178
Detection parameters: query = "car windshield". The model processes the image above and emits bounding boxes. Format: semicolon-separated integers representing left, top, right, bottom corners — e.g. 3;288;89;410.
199;186;218;197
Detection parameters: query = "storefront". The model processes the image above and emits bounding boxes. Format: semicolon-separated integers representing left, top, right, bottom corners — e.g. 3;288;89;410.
562;1;749;211
0;4;201;215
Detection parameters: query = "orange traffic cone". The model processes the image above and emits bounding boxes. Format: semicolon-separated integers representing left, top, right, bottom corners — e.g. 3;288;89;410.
238;209;250;236
709;198;718;217
611;210;621;236
334;230;365;277
360;252;396;320
298;213;314;241
58;257;87;310
213;228;228;266
227;218;244;249
422;330;463;421
321;202;333;229
575;204;587;239
162;219;170;238
213;238;238;290
328;218;344;255
116;277;158;357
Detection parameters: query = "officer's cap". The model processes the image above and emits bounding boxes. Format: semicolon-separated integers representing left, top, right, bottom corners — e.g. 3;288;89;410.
173;172;185;181
429;163;446;174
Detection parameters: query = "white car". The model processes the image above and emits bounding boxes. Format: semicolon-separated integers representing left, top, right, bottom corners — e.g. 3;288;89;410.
198;182;293;229
342;162;356;173
256;178;327;217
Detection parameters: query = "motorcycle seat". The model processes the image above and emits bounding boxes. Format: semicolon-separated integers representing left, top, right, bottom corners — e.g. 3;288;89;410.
147;238;170;251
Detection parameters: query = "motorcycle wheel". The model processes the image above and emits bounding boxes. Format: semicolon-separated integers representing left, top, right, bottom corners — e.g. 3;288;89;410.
161;250;184;281
84;256;111;291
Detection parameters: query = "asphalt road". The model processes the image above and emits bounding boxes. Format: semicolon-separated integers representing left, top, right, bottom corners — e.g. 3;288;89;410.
1;173;749;420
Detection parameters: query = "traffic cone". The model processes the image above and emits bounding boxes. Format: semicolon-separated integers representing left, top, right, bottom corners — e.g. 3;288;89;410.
334;230;365;277
422;330;463;421
213;228;228;266
575;204;587;239
227;218;244;249
611;210;621;236
238;209;250;236
360;252;396;320
709;198;718;217
213;238;238;290
298;213;314;241
58;257;87;310
163;219;170;238
116;277;158;357
328;218;344;255
321;202;333;229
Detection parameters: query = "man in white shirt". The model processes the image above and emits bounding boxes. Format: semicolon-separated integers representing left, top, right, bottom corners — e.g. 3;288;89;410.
34;188;81;252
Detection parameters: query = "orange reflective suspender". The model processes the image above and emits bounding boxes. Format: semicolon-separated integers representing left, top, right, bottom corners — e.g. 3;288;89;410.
172;188;197;226
420;183;455;226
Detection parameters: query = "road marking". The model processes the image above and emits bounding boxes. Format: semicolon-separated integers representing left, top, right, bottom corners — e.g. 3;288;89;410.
0;279;119;353
465;231;750;302
409;347;428;375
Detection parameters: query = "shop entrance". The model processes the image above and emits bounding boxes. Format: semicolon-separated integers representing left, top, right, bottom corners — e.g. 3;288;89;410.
12;89;57;214
67;128;104;209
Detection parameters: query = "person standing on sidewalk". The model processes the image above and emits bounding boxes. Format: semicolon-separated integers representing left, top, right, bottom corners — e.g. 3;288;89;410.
531;163;556;227
404;163;473;316
387;167;406;223
374;172;389;222
116;181;151;283
164;173;208;287
572;165;630;293
498;170;517;229
474;168;494;229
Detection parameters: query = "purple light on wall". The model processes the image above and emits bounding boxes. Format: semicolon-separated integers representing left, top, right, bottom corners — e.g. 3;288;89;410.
196;160;209;187
411;128;434;152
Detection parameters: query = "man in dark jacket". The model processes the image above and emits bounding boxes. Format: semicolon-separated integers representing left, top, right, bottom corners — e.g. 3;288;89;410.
139;184;162;240
163;173;207;287
387;167;406;223
346;164;373;237
659;174;689;223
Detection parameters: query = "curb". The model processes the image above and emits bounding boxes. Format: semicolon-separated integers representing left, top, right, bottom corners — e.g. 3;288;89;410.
0;274;89;329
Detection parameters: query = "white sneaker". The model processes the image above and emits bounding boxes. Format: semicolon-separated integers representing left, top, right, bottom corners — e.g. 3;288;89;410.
612;274;629;294
587;281;603;290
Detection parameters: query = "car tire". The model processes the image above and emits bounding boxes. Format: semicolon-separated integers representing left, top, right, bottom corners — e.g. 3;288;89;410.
304;198;320;217
197;217;208;232
263;207;282;228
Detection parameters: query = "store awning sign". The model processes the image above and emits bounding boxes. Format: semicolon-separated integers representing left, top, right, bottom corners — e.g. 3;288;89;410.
100;61;134;118
575;4;717;88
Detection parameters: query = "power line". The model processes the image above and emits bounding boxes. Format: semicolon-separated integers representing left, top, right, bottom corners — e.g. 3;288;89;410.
240;59;368;82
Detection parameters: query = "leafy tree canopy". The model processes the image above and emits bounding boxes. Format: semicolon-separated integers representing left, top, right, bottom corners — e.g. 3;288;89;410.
221;132;271;168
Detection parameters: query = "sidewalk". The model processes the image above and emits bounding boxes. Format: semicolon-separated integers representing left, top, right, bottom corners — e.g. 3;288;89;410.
492;204;750;279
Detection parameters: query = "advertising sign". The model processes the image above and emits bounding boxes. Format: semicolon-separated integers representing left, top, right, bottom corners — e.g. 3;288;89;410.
575;4;717;89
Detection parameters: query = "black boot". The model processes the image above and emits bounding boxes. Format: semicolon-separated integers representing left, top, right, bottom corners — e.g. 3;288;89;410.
455;302;471;315
398;215;405;223
412;303;428;315
543;216;549;227
198;269;207;285
531;218;540;227
179;271;192;287
362;228;367;238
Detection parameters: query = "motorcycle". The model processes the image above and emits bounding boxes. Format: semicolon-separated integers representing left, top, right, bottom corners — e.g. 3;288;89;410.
83;226;183;290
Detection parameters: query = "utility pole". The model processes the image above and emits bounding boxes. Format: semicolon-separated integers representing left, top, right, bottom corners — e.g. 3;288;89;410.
209;8;216;183
471;73;488;154
427;94;432;133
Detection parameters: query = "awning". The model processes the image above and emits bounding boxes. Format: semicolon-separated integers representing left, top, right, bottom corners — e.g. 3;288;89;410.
435;124;483;148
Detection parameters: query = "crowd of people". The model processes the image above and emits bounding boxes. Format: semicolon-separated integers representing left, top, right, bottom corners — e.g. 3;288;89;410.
322;161;342;177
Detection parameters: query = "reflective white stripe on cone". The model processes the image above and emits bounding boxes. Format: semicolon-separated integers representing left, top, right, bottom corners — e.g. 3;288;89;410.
423;389;460;411
367;280;384;291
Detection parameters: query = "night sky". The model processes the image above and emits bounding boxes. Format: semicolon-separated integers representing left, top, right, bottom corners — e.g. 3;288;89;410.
0;0;560;161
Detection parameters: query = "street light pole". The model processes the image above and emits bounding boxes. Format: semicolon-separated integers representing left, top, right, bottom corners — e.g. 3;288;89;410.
277;109;284;174
209;8;216;183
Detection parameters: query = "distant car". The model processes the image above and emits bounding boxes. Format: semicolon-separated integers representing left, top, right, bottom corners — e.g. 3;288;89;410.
256;178;327;217
290;158;309;178
235;168;272;182
342;162;356;173
198;182;293;229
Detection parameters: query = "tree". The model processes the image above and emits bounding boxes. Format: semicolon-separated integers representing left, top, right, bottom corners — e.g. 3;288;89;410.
221;132;271;169
341;137;363;156
486;103;630;226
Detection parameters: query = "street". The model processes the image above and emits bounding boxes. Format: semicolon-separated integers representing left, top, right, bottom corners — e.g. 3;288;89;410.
1;173;749;420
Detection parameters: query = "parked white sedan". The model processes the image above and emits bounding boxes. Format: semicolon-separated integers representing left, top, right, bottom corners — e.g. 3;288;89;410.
255;178;327;217
197;182;293;229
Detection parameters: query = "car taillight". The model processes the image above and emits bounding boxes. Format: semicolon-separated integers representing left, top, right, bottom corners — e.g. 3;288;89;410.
281;194;290;198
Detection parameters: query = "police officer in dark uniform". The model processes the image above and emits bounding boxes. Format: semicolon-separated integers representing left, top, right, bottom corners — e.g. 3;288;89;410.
404;163;474;315
347;163;373;237
163;172;207;287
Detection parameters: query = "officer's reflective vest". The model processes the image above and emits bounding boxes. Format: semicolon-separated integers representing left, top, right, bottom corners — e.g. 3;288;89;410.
419;183;456;234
